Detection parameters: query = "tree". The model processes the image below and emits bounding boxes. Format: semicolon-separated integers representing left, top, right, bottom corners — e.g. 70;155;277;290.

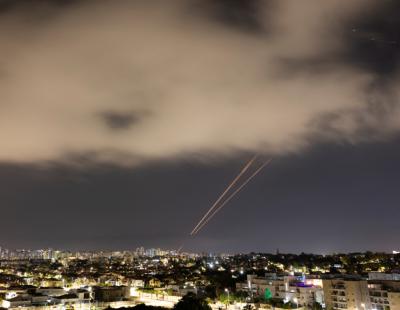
173;292;211;310
312;302;323;310
204;285;217;299
218;292;230;305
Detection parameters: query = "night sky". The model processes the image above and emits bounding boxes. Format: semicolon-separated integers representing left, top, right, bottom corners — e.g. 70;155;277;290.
0;0;399;253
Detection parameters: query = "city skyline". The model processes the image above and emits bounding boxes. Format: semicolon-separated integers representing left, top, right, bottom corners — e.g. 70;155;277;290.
1;244;400;257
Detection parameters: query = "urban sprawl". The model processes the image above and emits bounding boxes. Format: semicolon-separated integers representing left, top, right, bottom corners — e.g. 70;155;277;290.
0;247;399;310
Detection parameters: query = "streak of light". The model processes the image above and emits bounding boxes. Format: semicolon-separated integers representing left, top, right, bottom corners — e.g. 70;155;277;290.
177;243;184;253
190;155;257;235
193;159;272;235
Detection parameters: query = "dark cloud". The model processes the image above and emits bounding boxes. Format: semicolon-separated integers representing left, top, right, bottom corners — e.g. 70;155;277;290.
0;0;77;10
343;0;400;76
189;0;273;34
102;111;141;131
275;1;400;83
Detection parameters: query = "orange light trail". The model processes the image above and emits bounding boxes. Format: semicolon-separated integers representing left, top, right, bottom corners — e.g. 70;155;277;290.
192;159;272;235
190;155;257;235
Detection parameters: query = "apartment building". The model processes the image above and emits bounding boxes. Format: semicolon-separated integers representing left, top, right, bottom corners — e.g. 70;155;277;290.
237;274;323;307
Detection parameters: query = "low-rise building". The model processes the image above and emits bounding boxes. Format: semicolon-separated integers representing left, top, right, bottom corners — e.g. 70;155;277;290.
35;287;66;297
165;284;197;296
2;295;32;308
369;273;400;282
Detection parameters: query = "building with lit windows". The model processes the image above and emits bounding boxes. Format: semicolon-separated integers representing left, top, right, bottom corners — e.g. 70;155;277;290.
368;281;400;310
322;279;370;310
237;274;324;308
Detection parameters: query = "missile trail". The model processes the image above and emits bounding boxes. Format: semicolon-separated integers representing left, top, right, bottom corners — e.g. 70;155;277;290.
190;155;257;235
193;159;271;234
193;159;272;235
177;243;185;253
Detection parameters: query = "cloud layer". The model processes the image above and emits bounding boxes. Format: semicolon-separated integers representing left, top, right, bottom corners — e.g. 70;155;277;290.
0;0;399;165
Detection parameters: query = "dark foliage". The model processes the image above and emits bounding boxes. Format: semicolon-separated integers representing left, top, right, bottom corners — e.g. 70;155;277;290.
174;293;211;310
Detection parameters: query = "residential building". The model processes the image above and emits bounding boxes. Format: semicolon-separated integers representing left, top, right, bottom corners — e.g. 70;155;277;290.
323;279;369;310
237;274;323;307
